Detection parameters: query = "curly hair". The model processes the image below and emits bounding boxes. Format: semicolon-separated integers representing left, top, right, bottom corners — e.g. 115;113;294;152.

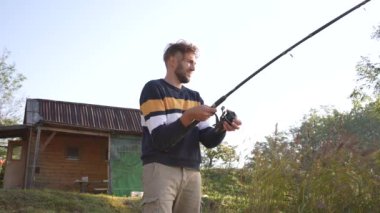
163;40;199;63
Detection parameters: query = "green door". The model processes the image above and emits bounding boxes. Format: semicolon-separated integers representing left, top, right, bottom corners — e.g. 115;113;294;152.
110;135;142;196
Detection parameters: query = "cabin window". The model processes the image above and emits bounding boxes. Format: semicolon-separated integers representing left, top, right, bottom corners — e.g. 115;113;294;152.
66;147;80;160
11;145;22;160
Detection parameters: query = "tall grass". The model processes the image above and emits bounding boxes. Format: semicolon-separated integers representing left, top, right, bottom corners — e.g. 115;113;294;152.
201;142;380;212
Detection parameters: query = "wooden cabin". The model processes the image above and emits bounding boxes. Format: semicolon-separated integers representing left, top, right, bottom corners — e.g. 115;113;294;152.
0;98;143;196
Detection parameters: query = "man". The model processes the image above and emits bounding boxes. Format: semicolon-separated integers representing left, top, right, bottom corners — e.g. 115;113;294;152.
139;40;241;213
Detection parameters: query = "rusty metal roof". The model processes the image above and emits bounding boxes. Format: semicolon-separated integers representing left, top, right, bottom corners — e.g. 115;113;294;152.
24;99;142;135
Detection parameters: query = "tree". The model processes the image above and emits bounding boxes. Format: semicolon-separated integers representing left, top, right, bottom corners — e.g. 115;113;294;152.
245;123;292;168
0;49;26;126
350;25;380;108
201;142;239;168
291;24;380;157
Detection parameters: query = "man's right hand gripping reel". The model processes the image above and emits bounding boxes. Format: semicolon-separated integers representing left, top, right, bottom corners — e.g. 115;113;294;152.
214;106;237;132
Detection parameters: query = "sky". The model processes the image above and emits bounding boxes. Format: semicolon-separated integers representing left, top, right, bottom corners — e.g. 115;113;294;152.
1;0;380;162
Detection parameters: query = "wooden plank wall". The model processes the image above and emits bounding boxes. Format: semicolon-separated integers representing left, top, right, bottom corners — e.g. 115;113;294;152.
34;132;108;192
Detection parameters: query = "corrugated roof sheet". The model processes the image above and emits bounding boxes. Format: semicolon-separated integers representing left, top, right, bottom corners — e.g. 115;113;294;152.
25;99;142;134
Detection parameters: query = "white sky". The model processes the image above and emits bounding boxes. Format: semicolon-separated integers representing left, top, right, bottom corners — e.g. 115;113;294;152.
1;0;379;161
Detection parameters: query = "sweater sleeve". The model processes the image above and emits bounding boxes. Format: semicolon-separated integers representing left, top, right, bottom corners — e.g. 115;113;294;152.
199;127;226;148
150;119;190;150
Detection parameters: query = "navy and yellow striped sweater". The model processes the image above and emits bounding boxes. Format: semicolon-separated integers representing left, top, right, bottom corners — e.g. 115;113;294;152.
139;79;226;170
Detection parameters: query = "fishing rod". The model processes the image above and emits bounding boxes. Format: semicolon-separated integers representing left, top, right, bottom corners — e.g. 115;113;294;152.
203;0;372;131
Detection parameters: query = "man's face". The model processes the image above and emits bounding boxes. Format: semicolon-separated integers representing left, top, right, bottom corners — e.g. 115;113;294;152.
174;52;196;84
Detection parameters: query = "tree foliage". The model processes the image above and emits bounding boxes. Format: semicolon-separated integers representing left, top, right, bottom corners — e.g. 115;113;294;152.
0;49;26;125
201;142;239;168
350;24;380;108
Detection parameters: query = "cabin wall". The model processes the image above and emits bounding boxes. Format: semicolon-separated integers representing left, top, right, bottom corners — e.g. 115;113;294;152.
34;132;108;192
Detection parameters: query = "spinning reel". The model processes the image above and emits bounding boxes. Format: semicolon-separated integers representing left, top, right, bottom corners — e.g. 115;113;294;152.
214;106;237;132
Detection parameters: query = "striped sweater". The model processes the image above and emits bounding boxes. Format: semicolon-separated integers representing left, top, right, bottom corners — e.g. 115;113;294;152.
139;79;226;170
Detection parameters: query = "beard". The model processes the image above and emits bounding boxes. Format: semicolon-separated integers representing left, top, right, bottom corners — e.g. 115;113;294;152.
174;63;190;84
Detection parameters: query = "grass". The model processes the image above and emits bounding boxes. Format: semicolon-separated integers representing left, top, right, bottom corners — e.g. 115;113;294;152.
0;189;142;213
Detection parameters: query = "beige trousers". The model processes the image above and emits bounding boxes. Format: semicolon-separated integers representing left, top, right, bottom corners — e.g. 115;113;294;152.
142;162;201;213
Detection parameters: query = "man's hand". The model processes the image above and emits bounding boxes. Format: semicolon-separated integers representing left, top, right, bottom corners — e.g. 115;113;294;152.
222;118;242;131
180;105;216;127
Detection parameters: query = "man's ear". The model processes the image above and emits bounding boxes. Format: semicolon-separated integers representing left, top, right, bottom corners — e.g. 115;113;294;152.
168;55;178;69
